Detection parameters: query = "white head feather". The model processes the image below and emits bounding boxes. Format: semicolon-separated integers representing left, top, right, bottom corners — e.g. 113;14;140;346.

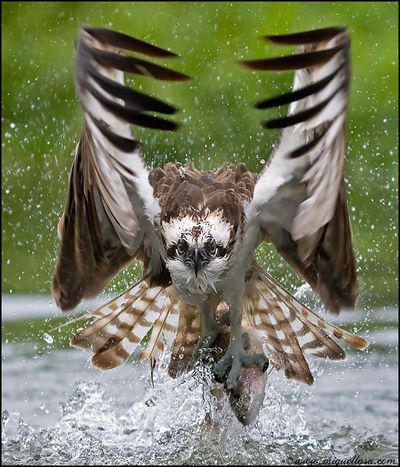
162;211;232;249
162;211;233;294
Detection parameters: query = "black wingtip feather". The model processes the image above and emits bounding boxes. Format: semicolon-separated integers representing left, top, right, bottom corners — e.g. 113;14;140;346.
86;82;180;129
83;27;179;58
76;26;189;135
264;26;348;45
239;45;343;71
254;63;345;110
287;119;335;158
90;112;179;152
90;115;141;152
87;65;178;115
89;47;191;82
262;85;345;129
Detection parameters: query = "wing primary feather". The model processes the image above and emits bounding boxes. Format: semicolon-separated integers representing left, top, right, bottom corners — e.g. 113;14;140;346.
264;26;347;45
85;78;175;117
239;45;343;71
89;47;191;81
126;57;191;81
255;63;345;109
88;114;140;152
86;63;178;114
85;82;180;130
263;84;347;129
83;27;179;57
287;119;335;158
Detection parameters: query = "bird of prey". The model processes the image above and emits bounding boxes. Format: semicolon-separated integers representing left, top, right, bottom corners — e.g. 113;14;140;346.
53;26;368;424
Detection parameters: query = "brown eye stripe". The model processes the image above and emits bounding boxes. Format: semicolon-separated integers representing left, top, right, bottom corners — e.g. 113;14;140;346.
177;239;189;251
205;239;216;251
217;246;229;257
222;238;236;257
166;244;177;258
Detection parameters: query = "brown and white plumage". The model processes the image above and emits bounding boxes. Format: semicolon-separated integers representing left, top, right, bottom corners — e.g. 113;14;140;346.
53;27;190;310
165;262;367;386
71;279;179;370
242;265;367;385
53;26;368;425
242;26;357;313
66;263;367;372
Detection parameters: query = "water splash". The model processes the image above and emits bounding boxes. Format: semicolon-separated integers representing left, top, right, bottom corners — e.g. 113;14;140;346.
1;356;331;465
3;338;398;465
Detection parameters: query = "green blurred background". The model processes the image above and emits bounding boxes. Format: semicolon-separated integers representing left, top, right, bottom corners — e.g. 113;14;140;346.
2;2;398;311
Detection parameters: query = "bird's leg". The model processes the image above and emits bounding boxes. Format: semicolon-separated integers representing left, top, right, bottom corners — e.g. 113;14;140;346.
213;282;268;392
193;302;220;360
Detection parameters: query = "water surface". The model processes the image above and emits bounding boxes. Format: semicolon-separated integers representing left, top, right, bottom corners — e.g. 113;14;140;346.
2;301;398;465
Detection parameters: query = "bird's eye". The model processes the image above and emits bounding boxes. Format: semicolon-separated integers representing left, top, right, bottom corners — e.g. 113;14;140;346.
177;240;188;255
206;240;217;256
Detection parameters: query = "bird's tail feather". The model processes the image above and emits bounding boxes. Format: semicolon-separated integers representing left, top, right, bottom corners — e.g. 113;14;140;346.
70;279;179;369
243;265;368;384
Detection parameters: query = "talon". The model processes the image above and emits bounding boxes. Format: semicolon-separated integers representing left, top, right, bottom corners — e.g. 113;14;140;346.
213;351;233;383
226;359;242;392
213;347;268;392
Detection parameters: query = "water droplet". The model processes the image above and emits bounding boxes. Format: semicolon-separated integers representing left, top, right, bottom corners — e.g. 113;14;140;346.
2;410;9;424
43;332;54;344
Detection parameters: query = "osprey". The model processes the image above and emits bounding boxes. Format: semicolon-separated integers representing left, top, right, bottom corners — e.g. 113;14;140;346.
53;26;368;423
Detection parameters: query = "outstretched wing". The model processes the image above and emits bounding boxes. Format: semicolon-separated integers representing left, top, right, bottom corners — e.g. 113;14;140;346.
53;27;190;311
242;27;358;313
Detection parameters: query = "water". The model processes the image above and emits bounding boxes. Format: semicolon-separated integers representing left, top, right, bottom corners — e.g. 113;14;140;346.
2;307;398;465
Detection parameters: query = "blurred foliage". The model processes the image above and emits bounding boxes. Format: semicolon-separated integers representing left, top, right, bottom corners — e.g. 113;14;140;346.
2;2;398;310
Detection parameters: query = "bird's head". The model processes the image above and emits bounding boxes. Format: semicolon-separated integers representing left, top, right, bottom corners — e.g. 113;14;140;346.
161;211;235;293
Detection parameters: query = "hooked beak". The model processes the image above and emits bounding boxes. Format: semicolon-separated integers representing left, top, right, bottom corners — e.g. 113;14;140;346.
194;248;199;277
184;247;209;277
